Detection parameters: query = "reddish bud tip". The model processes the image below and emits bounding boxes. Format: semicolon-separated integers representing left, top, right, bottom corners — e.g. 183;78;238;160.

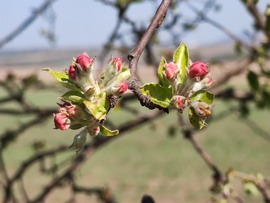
189;61;209;81
171;95;186;112
53;113;70;130
76;53;93;71
110;57;122;71
88;126;100;137
164;62;179;81
116;82;128;94
68;65;76;80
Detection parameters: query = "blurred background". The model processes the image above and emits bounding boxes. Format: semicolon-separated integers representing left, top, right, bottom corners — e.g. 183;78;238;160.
0;0;270;203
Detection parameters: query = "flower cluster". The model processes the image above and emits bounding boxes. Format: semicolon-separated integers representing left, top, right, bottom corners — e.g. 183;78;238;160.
45;53;131;153
141;43;214;129
165;60;213;126
165;60;213;107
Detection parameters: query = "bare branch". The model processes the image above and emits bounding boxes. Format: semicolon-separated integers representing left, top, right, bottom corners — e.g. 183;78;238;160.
127;0;171;113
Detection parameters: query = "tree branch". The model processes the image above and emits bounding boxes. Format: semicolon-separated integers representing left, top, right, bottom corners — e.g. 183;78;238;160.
127;0;171;113
0;0;57;49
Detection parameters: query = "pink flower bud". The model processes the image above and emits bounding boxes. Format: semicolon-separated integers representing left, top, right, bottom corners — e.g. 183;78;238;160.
189;61;209;81
58;102;86;120
109;57;122;72
53;113;70;130
108;82;128;96
68;65;76;80
164;62;179;81
171;95;186;112
76;53;93;71
88;126;100;137
189;101;212;118
116;82;128;94
67;105;85;120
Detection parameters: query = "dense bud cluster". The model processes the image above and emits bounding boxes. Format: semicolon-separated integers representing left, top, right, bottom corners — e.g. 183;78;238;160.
45;53;131;153
139;43;215;129
164;60;213;123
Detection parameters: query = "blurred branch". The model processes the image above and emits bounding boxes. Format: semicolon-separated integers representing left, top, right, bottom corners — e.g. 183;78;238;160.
178;115;224;191
211;58;253;91
240;117;270;142
0;111;53;149
0;0;57;49
2;109;164;203
187;1;256;52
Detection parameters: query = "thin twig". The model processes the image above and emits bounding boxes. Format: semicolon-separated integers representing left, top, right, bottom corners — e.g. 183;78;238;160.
0;0;57;49
178;115;224;187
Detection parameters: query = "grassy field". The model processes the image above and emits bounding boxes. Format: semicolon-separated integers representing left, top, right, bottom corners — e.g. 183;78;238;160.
1;86;270;203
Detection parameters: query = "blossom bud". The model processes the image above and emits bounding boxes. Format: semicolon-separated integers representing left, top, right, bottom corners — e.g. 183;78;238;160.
189;77;214;95
88;126;100;137
164;62;179;81
67;105;85;120
107;82;128;96
109;57;122;72
116;82;128;94
68;65;77;80
76;53;93;71
102;57;123;85
69;128;87;153
53;113;70;130
189;101;212;118
189;61;209;81
171;95;186;113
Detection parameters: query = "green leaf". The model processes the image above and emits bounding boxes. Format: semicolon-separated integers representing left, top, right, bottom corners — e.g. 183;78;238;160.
100;124;119;136
83;93;108;121
190;90;214;104
60;90;86;104
115;67;131;81
173;42;189;84
43;68;79;90
262;88;270;108
84;100;107;121
141;83;173;108
188;107;207;129
157;56;170;87
247;70;259;91
243;181;260;196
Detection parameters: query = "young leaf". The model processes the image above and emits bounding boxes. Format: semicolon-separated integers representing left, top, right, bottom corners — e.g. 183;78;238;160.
141;83;173;108
100;124;119;136
243;181;259;196
116;67;131;81
173;43;189;84
61;90;86;104
190;90;214;104
43;68;79;90
83;100;107;121
157;56;170;87
247;70;259;91
188;107;207;129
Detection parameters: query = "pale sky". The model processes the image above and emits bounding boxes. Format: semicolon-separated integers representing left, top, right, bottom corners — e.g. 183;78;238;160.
0;0;269;51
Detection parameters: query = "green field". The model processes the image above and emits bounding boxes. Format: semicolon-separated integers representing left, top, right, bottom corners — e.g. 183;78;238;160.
1;88;270;203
